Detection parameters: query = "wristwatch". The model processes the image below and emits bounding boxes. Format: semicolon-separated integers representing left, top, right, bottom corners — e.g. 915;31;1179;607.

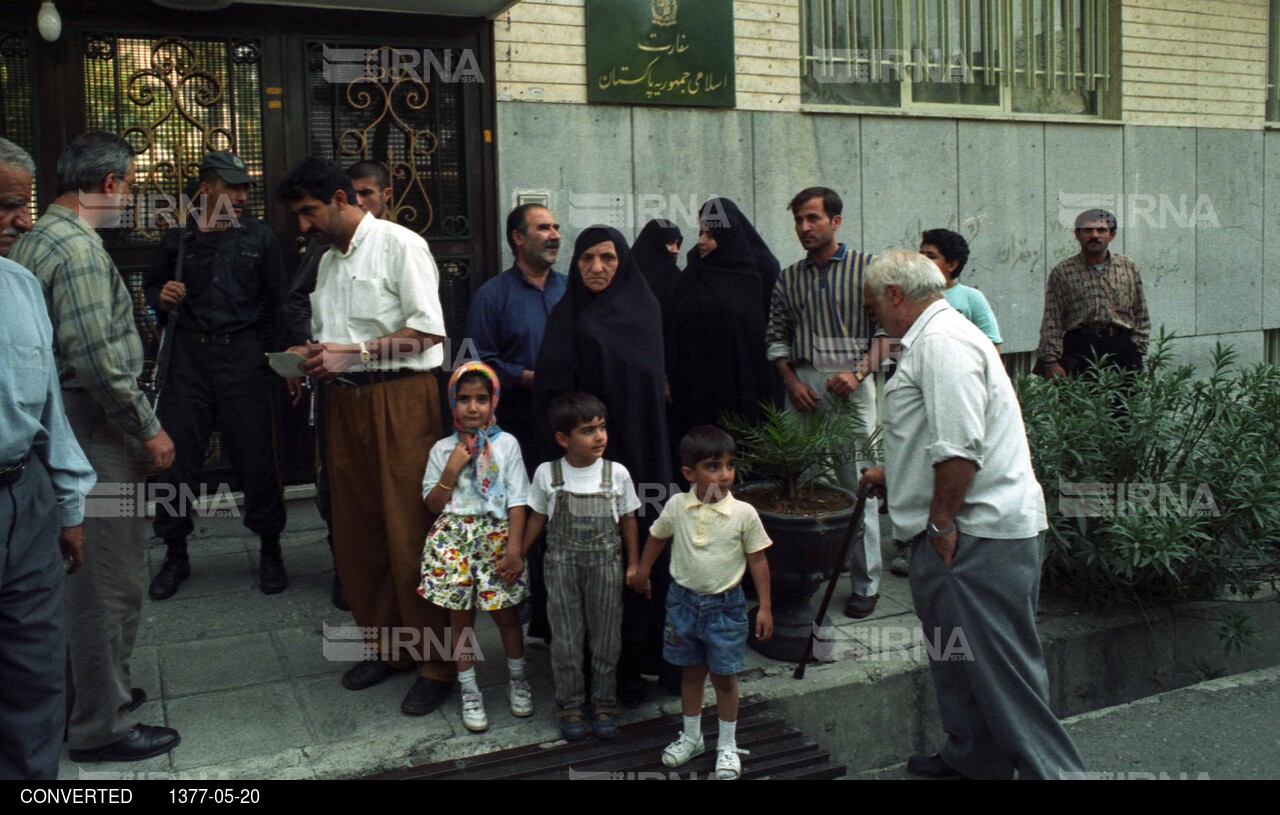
926;521;956;539
359;340;374;365
854;370;867;383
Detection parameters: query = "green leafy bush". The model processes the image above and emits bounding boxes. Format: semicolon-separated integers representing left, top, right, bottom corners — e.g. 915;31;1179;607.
1016;332;1280;608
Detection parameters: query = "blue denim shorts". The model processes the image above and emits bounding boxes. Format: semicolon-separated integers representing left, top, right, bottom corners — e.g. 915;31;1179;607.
663;582;748;676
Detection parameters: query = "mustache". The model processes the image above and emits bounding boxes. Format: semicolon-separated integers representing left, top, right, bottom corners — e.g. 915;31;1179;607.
0;228;20;238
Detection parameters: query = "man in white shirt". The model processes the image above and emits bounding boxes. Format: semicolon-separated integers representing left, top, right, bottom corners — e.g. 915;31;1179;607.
279;157;455;715
858;250;1084;780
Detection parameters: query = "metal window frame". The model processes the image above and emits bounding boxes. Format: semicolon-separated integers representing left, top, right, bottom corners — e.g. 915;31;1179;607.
801;0;1109;115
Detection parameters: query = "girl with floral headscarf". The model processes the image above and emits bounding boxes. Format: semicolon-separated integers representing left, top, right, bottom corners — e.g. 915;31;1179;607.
419;361;533;733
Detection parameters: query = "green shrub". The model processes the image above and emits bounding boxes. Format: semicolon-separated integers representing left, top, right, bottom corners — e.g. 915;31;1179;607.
1016;332;1280;608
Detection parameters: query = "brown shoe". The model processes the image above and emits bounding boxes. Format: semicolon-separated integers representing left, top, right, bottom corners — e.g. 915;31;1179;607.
843;593;879;619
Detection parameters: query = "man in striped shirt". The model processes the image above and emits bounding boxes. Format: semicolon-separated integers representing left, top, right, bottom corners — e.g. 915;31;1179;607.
766;187;882;619
1037;208;1150;377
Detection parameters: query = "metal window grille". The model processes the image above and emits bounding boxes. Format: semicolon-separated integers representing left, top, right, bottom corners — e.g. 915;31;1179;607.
1266;329;1280;366
802;0;1109;106
1002;349;1036;379
0;29;38;208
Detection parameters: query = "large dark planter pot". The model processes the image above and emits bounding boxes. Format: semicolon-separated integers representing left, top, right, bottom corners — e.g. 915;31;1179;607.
740;483;857;662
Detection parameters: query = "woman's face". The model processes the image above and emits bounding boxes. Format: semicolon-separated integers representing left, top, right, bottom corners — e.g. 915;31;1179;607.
697;224;718;258
578;240;620;293
665;238;682;259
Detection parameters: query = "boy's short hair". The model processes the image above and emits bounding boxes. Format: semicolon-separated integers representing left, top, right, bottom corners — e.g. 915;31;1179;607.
679;425;736;469
548;392;608;436
921;228;970;278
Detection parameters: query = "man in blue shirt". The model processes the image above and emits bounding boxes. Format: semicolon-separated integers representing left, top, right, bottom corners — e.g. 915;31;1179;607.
0;137;96;779
466;204;567;452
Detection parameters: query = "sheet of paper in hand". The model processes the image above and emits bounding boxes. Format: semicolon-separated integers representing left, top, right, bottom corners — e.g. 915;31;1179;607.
266;352;307;378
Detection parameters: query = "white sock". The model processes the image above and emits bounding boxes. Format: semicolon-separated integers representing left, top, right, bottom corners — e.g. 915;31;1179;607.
718;718;737;751
458;667;480;695
683;714;701;741
507;656;525;680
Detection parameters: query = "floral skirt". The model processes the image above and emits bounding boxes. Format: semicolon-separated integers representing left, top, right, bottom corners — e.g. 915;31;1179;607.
418;513;528;611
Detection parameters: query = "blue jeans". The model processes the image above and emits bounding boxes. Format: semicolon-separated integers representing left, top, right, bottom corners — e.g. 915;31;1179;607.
663;582;748;675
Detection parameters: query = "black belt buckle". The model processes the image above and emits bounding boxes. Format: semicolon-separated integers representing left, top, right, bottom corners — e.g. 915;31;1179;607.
0;457;28;488
196;331;233;345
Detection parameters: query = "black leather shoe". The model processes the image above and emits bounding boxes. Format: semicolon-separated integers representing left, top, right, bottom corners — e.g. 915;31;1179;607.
331;572;349;611
120;687;146;713
258;551;288;595
68;724;180;763
906;753;968;780
342;661;395;691
844;593;880;619
401;677;453;715
148;554;190;601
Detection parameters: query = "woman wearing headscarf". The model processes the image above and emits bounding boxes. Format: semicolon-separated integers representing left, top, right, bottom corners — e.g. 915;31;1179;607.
630;218;683;306
664;198;777;449
533;225;676;704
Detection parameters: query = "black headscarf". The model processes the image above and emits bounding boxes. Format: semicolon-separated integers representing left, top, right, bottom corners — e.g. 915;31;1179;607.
533;226;672;506
631;219;683;306
664;198;776;444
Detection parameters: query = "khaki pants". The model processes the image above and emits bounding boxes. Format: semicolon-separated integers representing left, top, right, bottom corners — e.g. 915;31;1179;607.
326;374;455;682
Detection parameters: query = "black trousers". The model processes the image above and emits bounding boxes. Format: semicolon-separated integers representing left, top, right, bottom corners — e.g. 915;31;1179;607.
153;329;286;541
1062;329;1142;375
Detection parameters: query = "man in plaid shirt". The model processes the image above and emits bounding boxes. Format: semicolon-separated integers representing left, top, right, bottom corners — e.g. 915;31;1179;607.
1037;208;1150;377
11;131;181;763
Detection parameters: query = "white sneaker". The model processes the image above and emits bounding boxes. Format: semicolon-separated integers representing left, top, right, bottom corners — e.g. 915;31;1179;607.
661;731;705;768
716;746;749;780
461;691;488;732
508;678;533;718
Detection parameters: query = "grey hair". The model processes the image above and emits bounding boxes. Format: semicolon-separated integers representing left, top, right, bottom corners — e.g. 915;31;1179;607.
55;131;133;196
0;137;35;175
866;249;947;302
0;137;35;174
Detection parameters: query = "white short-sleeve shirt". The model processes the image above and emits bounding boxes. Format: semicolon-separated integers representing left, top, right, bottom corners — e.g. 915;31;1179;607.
527;458;641;523
422;432;529;518
312;213;446;371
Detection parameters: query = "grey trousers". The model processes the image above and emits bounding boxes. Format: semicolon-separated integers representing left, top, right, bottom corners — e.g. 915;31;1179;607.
0;458;66;779
62;390;147;751
909;530;1085;779
545;546;624;709
792;365;881;597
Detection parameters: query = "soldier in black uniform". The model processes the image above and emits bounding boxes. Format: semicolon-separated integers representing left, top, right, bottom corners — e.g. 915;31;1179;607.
146;151;289;599
283;160;392;611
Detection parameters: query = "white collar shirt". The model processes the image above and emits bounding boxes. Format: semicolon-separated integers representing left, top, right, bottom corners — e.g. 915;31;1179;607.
311;213;446;371
881;299;1047;541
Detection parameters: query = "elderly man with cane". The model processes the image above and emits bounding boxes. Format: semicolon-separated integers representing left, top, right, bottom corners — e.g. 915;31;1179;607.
858;250;1084;780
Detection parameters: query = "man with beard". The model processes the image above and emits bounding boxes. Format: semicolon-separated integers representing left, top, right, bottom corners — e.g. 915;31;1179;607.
1038;208;1149;377
145;151;289;600
280;157;455;715
282;160;394;611
466;204;566;450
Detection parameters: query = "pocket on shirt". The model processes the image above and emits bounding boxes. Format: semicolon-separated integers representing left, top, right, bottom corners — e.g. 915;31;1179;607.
4;343;50;410
348;278;393;334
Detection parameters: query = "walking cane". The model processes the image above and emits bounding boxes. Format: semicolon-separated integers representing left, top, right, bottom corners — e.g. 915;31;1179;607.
793;486;870;680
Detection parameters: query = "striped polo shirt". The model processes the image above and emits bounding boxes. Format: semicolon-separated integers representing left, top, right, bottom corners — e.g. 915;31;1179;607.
766;243;877;370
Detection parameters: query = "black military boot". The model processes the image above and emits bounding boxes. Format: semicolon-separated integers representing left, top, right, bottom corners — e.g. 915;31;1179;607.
259;534;288;595
149;538;190;601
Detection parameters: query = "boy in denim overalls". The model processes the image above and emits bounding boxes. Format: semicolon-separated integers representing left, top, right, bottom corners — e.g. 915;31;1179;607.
523;393;640;741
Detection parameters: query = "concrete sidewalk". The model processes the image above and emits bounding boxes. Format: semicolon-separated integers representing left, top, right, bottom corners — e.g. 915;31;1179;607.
57;500;1280;780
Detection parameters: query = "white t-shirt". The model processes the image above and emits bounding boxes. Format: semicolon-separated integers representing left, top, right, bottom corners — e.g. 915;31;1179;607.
527;458;641;522
422;432;529;517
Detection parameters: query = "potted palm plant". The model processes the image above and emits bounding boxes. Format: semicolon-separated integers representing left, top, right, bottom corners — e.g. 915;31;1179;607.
723;396;876;661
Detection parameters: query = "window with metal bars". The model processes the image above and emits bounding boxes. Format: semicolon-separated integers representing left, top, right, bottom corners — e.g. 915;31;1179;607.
0;28;38;209
1269;0;1280;122
1266;329;1280;366
802;0;1110;116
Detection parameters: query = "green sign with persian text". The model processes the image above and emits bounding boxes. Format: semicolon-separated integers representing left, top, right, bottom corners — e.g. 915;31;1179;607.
586;0;736;107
